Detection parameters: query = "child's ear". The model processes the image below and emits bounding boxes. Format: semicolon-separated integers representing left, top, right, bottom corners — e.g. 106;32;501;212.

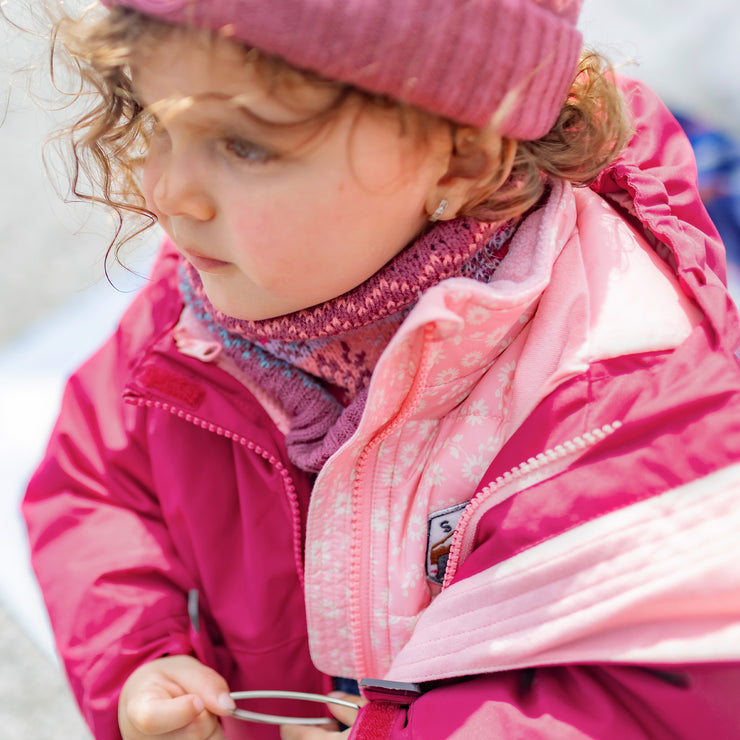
426;127;516;221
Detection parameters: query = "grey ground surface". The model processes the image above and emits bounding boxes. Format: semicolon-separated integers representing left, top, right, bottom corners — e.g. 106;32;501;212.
0;1;738;738
0;2;97;736
0;603;91;739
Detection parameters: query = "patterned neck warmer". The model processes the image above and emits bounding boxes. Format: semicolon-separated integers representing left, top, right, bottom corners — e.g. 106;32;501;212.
180;217;517;473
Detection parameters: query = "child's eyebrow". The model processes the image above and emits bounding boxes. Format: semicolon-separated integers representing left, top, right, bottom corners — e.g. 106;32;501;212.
137;91;314;132
129;86;329;153
207;92;329;129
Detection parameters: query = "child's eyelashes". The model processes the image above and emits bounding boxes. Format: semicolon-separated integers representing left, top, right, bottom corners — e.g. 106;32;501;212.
133;103;277;165
222;137;275;164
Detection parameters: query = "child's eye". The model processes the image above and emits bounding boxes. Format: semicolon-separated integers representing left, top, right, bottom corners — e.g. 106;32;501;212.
224;137;273;163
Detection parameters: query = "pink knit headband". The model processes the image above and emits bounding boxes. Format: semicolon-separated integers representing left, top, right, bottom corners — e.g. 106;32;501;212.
100;0;583;140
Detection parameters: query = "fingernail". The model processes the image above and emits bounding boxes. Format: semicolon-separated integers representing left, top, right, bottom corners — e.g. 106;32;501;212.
193;696;205;714
218;692;237;712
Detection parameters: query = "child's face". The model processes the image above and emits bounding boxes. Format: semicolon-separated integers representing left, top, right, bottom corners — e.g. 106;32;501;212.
133;31;453;320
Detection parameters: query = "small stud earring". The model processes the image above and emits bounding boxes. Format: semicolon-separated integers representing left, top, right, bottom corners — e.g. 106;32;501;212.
430;199;448;222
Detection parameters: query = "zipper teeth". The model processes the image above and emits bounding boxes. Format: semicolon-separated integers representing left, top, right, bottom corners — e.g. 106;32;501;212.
129;396;305;590
349;324;437;679
442;420;624;589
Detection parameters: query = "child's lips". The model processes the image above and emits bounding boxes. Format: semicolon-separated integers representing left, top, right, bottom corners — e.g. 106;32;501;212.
184;249;232;273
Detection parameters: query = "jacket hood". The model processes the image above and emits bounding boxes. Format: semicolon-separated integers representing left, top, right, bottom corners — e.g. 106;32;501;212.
593;77;740;353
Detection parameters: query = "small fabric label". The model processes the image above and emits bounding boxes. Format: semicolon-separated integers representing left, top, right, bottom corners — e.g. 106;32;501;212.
426;502;468;585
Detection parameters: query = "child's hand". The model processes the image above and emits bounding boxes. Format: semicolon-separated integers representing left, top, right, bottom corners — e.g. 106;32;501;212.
279;692;365;740
118;654;235;739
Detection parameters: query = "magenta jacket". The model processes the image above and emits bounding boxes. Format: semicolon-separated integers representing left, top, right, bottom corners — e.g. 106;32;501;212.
23;79;740;739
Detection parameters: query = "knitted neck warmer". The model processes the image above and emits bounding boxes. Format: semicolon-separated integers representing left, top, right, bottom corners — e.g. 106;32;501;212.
180;217;517;473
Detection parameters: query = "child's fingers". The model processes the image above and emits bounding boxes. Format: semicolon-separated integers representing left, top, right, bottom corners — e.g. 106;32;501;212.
279;692;364;738
159;655;236;717
126;691;205;735
119;656;232;738
326;692;365;728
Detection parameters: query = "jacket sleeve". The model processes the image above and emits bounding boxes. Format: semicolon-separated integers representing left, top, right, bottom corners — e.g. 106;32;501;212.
351;662;740;739
22;309;195;739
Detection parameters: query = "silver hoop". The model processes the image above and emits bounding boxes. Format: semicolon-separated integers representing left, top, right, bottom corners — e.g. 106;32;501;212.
229;690;360;725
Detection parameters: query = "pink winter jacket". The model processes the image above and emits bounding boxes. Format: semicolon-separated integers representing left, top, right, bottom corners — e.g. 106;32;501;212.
23;78;740;739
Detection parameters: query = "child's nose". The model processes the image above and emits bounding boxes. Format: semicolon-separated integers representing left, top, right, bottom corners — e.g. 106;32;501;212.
152;151;216;222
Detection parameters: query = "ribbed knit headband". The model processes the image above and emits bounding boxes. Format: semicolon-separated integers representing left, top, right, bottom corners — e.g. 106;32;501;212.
100;0;583;140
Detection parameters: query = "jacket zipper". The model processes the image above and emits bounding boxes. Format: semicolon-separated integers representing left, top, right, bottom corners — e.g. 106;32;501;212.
349;324;437;679
125;394;307;589
442;420;624;588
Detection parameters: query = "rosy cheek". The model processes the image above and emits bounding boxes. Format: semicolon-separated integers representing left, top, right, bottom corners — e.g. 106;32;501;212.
232;208;295;278
233;205;275;244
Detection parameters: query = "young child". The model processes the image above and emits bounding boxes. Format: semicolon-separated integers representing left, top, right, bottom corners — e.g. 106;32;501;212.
21;1;740;738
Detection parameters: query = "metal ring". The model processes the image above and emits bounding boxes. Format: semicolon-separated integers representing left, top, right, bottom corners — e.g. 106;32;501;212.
229;690;360;725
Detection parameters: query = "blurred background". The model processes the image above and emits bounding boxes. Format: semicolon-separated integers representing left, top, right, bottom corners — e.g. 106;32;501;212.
1;0;739;736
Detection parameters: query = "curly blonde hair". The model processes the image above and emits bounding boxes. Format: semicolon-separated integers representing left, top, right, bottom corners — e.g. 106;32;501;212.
47;6;631;257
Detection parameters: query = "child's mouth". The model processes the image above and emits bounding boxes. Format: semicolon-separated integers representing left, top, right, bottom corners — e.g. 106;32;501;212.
184;249;232;273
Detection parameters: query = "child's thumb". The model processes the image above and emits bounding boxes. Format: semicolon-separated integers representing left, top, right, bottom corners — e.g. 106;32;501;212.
176;658;236;717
